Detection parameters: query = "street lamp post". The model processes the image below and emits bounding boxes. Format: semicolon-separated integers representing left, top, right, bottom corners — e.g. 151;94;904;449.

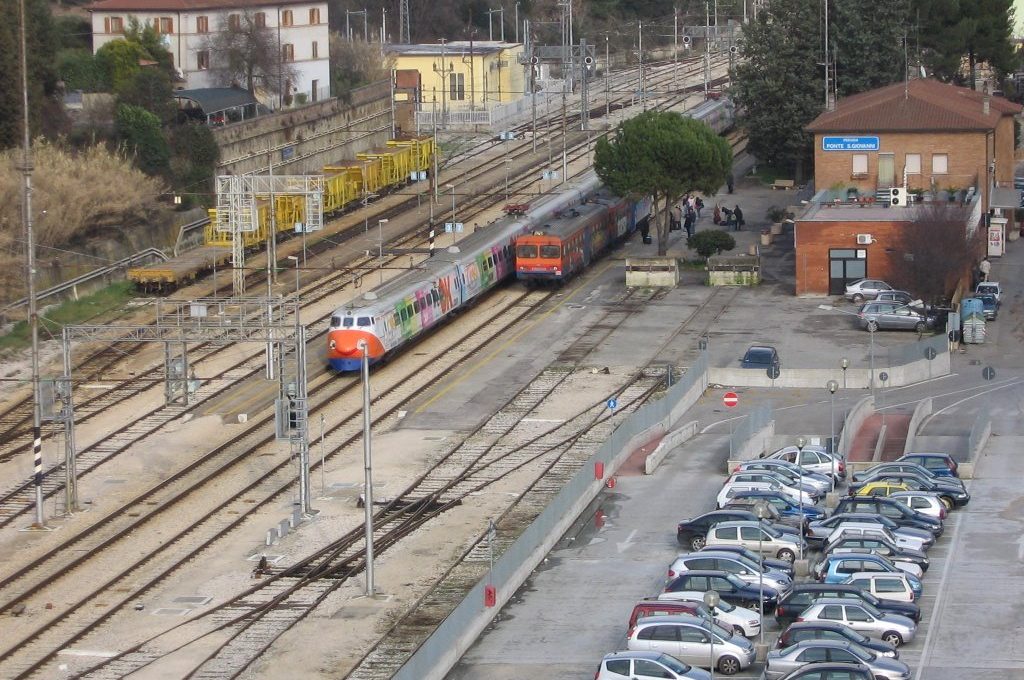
827;380;839;492
795;435;806;561
840;357;849;389
753;500;769;648
377;218;388;284
703;589;720;679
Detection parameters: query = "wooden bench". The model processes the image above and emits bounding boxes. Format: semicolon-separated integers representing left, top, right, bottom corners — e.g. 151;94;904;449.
772;179;796;190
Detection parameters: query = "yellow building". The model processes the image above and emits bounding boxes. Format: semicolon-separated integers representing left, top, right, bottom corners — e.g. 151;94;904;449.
388;41;526;112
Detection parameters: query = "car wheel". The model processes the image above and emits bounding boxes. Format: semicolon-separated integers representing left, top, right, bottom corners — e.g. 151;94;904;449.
882;631;904;646
691;535;706;550
777;548;796;562
853;293;865;303
914;321;926;333
940;496;954;510
866;320;879;332
717;655;741;675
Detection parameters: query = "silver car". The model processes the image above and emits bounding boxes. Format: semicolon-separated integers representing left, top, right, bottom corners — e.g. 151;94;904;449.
667;552;793;593
765;446;845;482
736;460;832;494
765;640;911;680
888;491;947;520
845;278;893;302
627;614;756;675
806;514;934;551
705;521;807;562
596;651;712;680
857;301;934;333
797;598;917;646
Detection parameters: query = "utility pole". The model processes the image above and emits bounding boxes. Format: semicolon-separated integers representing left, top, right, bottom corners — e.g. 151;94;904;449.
265;148;277;380
605;34;610;119
638;21;644;110
561;91;567;185
399;0;410;43
704;1;710;98
19;0;44;529
823;0;830;109
580;38;589;131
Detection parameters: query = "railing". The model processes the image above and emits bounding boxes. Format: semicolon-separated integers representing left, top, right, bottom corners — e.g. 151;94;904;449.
413;87;571;132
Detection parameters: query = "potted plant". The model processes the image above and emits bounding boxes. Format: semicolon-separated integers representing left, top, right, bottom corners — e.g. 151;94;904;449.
767;205;786;235
760;228;772;246
946;186;959;202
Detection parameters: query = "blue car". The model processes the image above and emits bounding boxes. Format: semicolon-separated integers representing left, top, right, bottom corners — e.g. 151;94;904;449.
896;453;959;478
729;490;825;520
812;553;923;599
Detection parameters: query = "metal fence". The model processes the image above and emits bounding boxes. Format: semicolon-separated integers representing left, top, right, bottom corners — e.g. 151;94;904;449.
728;401;773;456
414;87;571;132
885;332;949;368
393;352;709;679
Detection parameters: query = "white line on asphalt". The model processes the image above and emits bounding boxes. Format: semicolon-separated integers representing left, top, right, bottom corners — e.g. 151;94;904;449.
617;529;638;553
913;513;967;680
883;374;957;392
921;378;1024;427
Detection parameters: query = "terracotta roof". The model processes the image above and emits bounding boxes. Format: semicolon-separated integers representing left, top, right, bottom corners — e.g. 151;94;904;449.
806;79;1022;133
89;0;313;11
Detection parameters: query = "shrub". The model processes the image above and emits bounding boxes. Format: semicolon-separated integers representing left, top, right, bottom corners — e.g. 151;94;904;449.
57;48;107;92
688;230;736;258
116;103;169;174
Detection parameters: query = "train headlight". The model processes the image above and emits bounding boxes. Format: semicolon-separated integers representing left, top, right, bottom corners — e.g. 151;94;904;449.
329;339;336;350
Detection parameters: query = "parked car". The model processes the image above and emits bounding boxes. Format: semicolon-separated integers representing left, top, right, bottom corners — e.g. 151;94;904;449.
773;583;920;626
727;490;825;523
657;592;762;637
676;510;798;550
873;290;915;306
764;446;845;482
627;614;757;675
734;460;833;494
775;662;874;680
717;481;778;509
725;471;819;505
664;571;780;610
976;281;1002;303
696;545;795;578
741;345;780;371
849;471;968;508
794;598;917;646
887;491;947;520
979;293;999;320
822;537;928;575
842;572;916;603
857;301;935;333
764;640;911;680
896;452;959;478
812;554;923;599
667;552;793;593
596;650;712;680
821;524;931;554
776;621;898;659
629;598;716;630
845;279;893;303
832;497;943;536
851;462;965;487
706;521;808;562
853;481;910;499
806;514;934;550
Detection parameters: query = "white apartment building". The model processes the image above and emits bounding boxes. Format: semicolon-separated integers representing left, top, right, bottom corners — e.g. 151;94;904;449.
89;0;331;106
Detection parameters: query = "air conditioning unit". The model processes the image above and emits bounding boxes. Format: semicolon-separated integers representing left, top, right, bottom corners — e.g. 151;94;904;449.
856;234;874;245
890;187;908;207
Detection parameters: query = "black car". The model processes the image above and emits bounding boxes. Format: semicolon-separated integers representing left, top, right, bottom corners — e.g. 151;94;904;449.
824;537;930;572
833;497;943;536
676;509;797;550
741;345;780;371
664;570;780;610
773;583;921;625
848;472;970;508
697;544;795;578
776;621;899;659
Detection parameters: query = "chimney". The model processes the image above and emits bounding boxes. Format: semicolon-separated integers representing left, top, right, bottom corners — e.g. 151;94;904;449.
983;96;990;115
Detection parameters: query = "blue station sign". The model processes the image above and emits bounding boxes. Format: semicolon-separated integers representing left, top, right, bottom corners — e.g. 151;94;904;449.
822;136;880;152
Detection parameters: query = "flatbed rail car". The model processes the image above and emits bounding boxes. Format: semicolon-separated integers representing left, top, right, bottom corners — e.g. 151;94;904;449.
126;135;435;291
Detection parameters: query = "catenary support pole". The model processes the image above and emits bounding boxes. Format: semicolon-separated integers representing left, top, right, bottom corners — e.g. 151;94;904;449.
359;340;375;595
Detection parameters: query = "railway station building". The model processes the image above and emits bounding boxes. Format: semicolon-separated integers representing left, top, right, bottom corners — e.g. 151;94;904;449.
794;78;1022;296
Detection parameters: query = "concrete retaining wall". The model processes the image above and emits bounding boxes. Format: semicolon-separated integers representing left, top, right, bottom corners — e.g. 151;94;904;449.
872;424;888;462
213;80;393;176
903;398;933;455
709;355;950;389
645;421;699;474
838;396;874;460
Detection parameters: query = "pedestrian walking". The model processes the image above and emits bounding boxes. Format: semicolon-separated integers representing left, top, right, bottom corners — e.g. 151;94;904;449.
669;203;682;231
727;173;735;194
683;208;695;238
979;256;991;281
713;204;722;225
733;205;745;231
695;196;704;219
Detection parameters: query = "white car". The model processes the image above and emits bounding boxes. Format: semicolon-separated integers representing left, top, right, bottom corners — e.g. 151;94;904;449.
845;278;894;302
666;552;793;594
824;524;930;553
888;491;947;521
716;481;776;509
658;591;762;637
627;614;757;675
842;571;916;603
724;471;818;506
976;281;1001;303
735;460;832;494
765;445;845;482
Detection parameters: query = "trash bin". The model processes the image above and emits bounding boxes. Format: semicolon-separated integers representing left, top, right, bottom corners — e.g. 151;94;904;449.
642;234;653;244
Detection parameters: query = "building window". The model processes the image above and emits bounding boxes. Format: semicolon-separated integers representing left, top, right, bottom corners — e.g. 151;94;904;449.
312;79;319;101
309;7;320;24
932;153;948;174
196;15;209;33
197;50;210;70
255;11;266;28
282;43;295;62
105;16;124;33
154;17;173;33
228;13;240;30
311;41;319;58
905;153;921;174
852;154;868;177
449;73;465;101
282;10;294;26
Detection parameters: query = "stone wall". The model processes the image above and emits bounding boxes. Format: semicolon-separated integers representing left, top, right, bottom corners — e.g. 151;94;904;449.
213;79;393;176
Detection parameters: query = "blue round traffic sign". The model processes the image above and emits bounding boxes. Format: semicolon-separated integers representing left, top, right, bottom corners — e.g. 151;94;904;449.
607;398;618;411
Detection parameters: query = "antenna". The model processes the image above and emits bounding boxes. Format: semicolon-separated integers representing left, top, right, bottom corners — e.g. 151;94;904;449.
904;33;909;99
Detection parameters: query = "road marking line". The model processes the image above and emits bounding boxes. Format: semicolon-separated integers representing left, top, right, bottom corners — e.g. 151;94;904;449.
913;512;966;680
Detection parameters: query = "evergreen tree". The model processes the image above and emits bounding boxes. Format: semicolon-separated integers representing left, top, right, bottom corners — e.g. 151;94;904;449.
913;0;1016;86
730;0;822;177
116;103;169;175
833;0;911;97
0;0;58;149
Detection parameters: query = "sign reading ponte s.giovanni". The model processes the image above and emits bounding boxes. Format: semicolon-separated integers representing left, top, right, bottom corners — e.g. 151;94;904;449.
821;136;880;152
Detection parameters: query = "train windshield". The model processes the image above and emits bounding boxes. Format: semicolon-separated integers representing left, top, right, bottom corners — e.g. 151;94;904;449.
341;317;355;328
357;316;372;327
540;245;561;258
330;316;342;328
516;244;537;259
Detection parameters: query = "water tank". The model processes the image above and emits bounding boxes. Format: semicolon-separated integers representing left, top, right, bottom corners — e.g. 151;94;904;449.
960;297;983;319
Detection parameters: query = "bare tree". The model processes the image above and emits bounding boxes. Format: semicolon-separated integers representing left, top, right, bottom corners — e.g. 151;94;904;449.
890;202;978;304
203;10;297;99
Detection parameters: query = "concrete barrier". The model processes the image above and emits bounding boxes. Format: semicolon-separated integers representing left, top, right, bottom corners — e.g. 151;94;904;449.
903;398;933;455
736;420;775;463
645;421;699;474
838;396;874;461
871;424;888;462
708;353;950;389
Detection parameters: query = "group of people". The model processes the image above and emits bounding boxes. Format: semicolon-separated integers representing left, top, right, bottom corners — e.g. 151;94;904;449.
669;194;704;237
714;204;745;231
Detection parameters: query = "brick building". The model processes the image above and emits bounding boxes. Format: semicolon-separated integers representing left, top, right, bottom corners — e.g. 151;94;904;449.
795;79;1021;296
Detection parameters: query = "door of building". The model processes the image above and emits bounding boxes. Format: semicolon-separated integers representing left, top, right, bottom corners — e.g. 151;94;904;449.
878;153;895;187
829;249;867;295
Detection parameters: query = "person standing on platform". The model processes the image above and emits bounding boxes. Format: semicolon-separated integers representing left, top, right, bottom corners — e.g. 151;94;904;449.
979;256;991;281
733;205;745;231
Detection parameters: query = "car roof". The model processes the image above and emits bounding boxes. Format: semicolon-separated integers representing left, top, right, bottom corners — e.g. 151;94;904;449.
808;597;869;606
785;639;852;650
712;520;764;528
789;583;858;592
847;571;907;580
604;650;667;661
824;552;885;562
778;662;872;678
635;614;707;626
784;620;849;631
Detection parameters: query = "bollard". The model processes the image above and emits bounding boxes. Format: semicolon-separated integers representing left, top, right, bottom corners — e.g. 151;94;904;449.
278;519;290;539
484;584;497;607
266;529;276;546
595;462;604;480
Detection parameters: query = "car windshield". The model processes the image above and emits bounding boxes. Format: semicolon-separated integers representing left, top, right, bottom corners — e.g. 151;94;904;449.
714;598;736;613
658;654;692;674
859;600;883;617
708;621;735;640
539;245;561;258
763;524;784;538
847;644;874;661
744;349;773;364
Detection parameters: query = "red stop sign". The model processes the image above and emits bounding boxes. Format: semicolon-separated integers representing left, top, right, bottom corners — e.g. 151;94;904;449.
723;391;738;408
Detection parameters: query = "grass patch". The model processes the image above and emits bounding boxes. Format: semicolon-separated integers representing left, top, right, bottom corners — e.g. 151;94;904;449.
750;164;789;186
0;281;137;352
